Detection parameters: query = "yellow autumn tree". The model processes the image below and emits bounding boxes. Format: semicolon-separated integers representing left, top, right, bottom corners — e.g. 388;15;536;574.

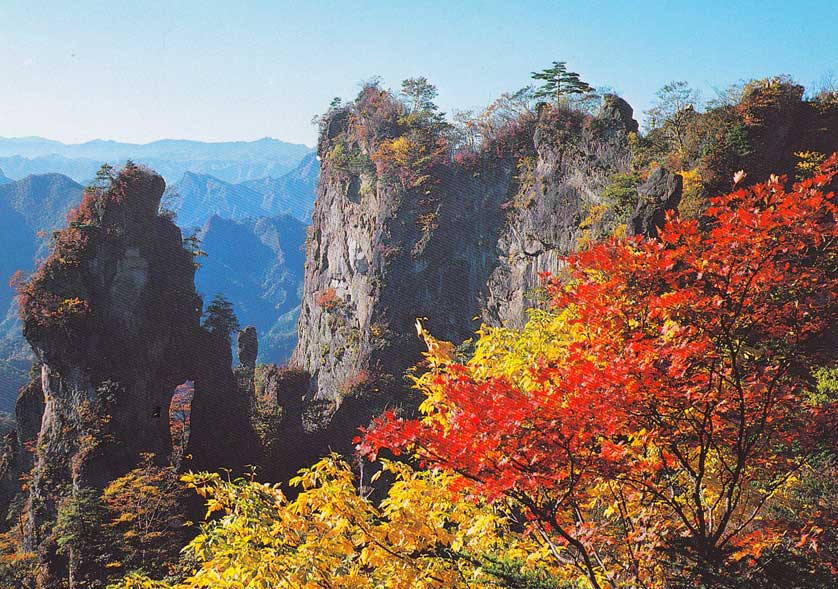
114;456;559;589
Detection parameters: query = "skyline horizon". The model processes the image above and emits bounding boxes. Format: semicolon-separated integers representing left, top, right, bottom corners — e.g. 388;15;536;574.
3;1;837;146
2;66;835;149
0;134;315;149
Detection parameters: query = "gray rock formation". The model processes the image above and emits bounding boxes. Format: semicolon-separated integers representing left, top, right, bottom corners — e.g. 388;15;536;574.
290;94;671;458
0;375;45;526
237;326;258;369
8;165;255;587
484;96;637;328
629;167;683;238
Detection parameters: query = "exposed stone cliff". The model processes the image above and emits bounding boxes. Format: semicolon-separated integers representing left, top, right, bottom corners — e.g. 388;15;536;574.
290;91;676;462
6;165;255;587
483;96;641;328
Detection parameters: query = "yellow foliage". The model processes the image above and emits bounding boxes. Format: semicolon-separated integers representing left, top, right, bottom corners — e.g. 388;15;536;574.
794;150;827;179
577;203;611;249
677;167;705;219
114;457;554;589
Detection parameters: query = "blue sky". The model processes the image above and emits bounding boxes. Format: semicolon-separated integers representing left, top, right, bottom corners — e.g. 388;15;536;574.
1;0;836;147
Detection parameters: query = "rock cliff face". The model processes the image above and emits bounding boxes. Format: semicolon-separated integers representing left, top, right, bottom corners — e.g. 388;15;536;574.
292;106;513;439
238;326;258;369
291;93;674;455
629;167;683;238
12;167;199;584
484;97;640;328
6;165;254;587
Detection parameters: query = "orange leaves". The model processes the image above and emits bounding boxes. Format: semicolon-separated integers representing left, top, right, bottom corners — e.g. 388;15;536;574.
315;287;339;309
361;155;838;587
371;133;447;188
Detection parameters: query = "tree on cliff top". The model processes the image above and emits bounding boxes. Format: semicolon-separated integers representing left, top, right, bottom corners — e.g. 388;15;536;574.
202;293;239;343
400;76;439;114
644;81;702;150
531;61;594;103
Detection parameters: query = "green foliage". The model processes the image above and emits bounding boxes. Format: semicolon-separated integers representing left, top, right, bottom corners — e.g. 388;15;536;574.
601;171;640;222
479;556;572;589
55;487;113;587
401;76;439;114
644;81;701;149
812;364;838;406
531;61;594;103
89;163;116;193
328;138;375;176
182;230;207;269
202;293;239;342
249;364;289;455
158;188;180;222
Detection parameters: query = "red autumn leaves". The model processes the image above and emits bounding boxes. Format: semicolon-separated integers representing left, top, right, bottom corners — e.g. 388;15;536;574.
358;156;838;586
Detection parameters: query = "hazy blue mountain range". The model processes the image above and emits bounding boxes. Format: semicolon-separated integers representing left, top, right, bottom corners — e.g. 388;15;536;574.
0;136;313;184
167;173;269;228
0;173;85;410
168;152;318;227
0;173;86;239
0;155;317;411
196;214;308;364
0;173;85;320
242;152;318;222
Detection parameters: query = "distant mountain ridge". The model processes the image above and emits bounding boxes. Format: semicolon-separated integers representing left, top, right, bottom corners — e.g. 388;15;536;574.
0;136;313;184
168;172;269;228
196;214;307;364
0;173;85;235
168;151;319;226
0;173;85;410
0;136;311;162
0;157;317;411
242;152;318;222
0;173;84;352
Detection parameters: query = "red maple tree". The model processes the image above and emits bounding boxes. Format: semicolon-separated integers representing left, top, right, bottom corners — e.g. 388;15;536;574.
360;157;838;587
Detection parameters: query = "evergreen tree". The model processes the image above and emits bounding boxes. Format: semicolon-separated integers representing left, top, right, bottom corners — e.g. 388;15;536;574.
531;61;593;103
202;294;239;342
54;488;111;588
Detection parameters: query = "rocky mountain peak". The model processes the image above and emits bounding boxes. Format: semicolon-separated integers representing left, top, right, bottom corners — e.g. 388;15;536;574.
2;164;256;585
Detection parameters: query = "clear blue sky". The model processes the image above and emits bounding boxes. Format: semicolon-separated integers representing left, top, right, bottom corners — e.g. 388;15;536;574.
1;0;836;147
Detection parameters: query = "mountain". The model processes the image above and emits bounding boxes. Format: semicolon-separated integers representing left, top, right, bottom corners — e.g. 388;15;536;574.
0;136;311;161
0;155;105;185
0;169;12;185
0;167;259;588
0;163;315;409
242;152;319;222
0;136;313;184
0;173;85;236
0;172;84;332
167;153;319;228
0;194;37;385
0;173;84;410
167;173;270;229
196;214;307;364
290;94;647;451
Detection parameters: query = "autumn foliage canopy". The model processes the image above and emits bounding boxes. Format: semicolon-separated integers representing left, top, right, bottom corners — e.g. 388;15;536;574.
360;156;838;588
114;159;838;589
